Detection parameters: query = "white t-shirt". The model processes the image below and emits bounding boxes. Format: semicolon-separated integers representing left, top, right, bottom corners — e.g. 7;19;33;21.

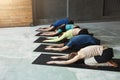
78;45;104;58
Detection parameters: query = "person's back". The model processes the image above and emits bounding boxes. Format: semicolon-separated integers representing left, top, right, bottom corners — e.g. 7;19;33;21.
43;29;73;42
52;18;73;28
66;34;100;50
43;28;91;43
57;24;74;34
36;18;74;32
79;45;104;58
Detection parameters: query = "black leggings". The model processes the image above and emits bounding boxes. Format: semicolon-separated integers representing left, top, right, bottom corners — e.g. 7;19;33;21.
94;48;114;63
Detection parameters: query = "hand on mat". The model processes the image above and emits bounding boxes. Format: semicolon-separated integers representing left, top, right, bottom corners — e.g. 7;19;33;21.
43;40;48;42
45;47;52;50
45;46;53;50
36;29;41;32
40;33;46;35
37;27;47;30
51;56;59;59
46;61;55;64
36;28;46;32
46;61;66;65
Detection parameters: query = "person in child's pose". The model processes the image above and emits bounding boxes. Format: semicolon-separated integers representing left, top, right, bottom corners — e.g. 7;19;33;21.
43;28;92;43
39;24;79;36
45;34;100;52
36;18;74;32
46;45;118;67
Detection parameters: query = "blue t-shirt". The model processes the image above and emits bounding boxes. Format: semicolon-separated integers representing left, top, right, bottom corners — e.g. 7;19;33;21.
57;24;74;33
66;34;100;50
52;18;69;27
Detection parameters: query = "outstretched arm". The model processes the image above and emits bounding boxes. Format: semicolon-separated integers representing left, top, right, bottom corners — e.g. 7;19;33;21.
51;54;69;59
37;26;54;32
46;55;80;65
43;33;66;42
40;31;58;36
45;46;69;52
46;43;64;47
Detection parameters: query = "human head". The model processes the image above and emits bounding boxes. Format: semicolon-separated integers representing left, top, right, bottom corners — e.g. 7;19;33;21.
77;28;89;35
68;52;78;59
68;20;74;24
74;25;81;28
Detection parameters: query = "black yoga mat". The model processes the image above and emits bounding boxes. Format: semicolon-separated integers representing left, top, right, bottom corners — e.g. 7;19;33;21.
35;32;56;37
34;37;69;43
32;54;120;72
35;32;61;37
33;44;77;53
35;32;44;36
34;37;47;43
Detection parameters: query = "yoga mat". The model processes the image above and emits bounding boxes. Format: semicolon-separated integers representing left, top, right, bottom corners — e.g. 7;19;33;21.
35;32;44;36
34;37;69;43
34;37;47;43
32;54;120;72
33;44;77;53
35;32;56;37
35;32;61;37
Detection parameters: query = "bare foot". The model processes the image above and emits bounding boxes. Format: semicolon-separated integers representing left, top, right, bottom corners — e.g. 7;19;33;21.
107;61;118;67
